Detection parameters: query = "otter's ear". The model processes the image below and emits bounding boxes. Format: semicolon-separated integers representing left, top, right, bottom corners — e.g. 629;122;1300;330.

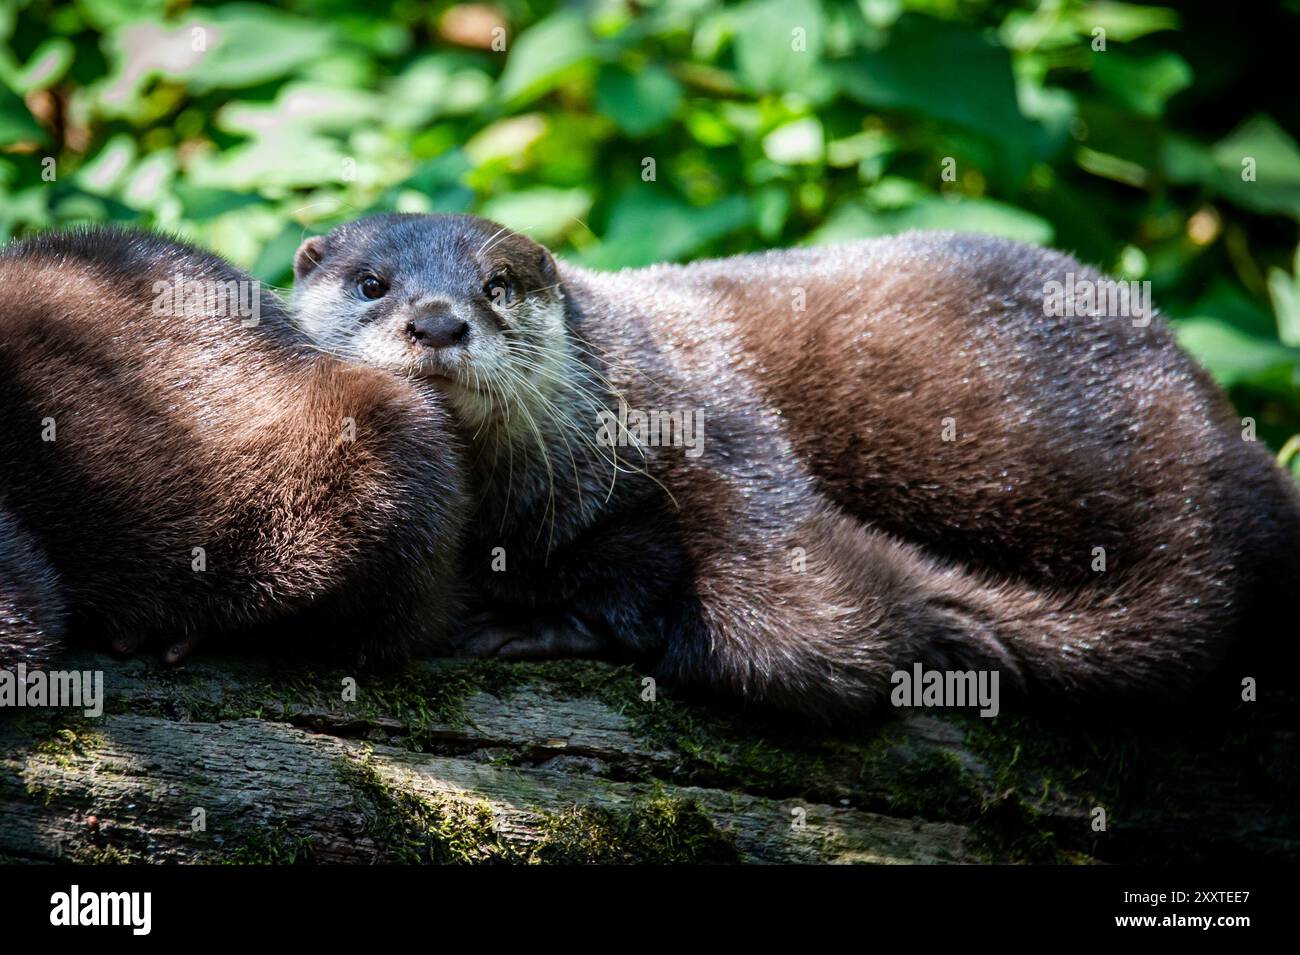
536;247;559;289
294;235;329;283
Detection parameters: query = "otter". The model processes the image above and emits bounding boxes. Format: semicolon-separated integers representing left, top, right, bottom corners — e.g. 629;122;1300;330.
0;227;466;672
293;213;1300;719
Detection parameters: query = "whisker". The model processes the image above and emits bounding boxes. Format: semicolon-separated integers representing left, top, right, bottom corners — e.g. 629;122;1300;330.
476;225;512;258
501;341;680;509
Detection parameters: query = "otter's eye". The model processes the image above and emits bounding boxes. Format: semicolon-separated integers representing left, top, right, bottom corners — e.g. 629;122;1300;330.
356;274;388;301
484;274;516;307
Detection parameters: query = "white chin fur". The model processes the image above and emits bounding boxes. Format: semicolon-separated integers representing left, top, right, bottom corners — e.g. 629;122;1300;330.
291;282;352;342
292;284;408;369
446;385;500;429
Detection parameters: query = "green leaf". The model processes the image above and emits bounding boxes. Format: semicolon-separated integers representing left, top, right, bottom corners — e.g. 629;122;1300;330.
1187;279;1280;340
762;117;824;165
595;63;681;138
1082;2;1180;42
465;114;548;167
186;131;349;192
250;222;304;285
98;4;334;110
73;134;137;194
403;151;473;191
832;14;1038;182
1091;51;1191;118
1165;121;1300;222
480;187;593;246
75;0;170;31
172;184;264;220
217;84;386;137
893;197;1053;244
1209;115;1300;219
381;151;476;215
0;186;51;241
1175;317;1300;389
753;186;792;240
120;149;176;210
1269;247;1300;348
733;0;826;94
12;38;74;93
184;5;336;93
496;11;596;106
1160;133;1216;184
582;189;750;269
0;80;43;147
387;56;493;127
808;196;1053;246
804;202;893;245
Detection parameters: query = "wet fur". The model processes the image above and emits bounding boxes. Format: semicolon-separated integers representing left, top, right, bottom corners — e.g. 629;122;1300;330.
0;227;467;671
296;215;1300;720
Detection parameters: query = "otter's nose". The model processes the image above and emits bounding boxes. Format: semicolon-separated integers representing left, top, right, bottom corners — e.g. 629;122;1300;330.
406;311;469;349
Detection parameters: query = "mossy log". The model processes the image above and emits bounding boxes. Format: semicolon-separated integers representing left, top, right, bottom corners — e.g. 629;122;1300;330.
0;653;1294;864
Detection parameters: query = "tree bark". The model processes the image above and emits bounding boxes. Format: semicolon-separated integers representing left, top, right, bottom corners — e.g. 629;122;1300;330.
0;653;1294;864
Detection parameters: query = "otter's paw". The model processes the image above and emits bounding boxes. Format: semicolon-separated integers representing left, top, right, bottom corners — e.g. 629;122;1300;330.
108;631;202;664
162;632;202;665
109;633;147;657
456;615;609;661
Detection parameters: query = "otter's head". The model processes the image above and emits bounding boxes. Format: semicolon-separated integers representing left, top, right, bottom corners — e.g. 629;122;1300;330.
293;213;566;428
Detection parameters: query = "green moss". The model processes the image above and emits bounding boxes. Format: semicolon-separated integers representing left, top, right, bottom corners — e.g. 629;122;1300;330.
337;750;739;864
112;657;855;796
338;755;519;863
71;843;133;865
32;722;104;769
321;657;834;793
8;708;105;768
949;694;1300;864
507;660;844;794
872;748;983;820
128;659;551;752
968;790;1065;863
632;702;826;790
20;713;106;805
140;662;206;689
532;792;740;864
961;712;1131;804
90;655;1296;865
223;824;316;865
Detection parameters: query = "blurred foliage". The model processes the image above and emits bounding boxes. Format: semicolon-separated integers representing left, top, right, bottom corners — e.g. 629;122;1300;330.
1;0;1299;459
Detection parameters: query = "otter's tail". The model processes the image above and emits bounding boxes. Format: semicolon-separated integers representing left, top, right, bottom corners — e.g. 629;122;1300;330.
885;493;1298;714
926;563;1232;702
891;485;1297;714
0;507;65;673
667;493;1298;721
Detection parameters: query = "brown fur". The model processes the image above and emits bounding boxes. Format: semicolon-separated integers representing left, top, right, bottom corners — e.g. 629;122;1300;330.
594;235;1300;705
0;227;467;671
295;215;1300;720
